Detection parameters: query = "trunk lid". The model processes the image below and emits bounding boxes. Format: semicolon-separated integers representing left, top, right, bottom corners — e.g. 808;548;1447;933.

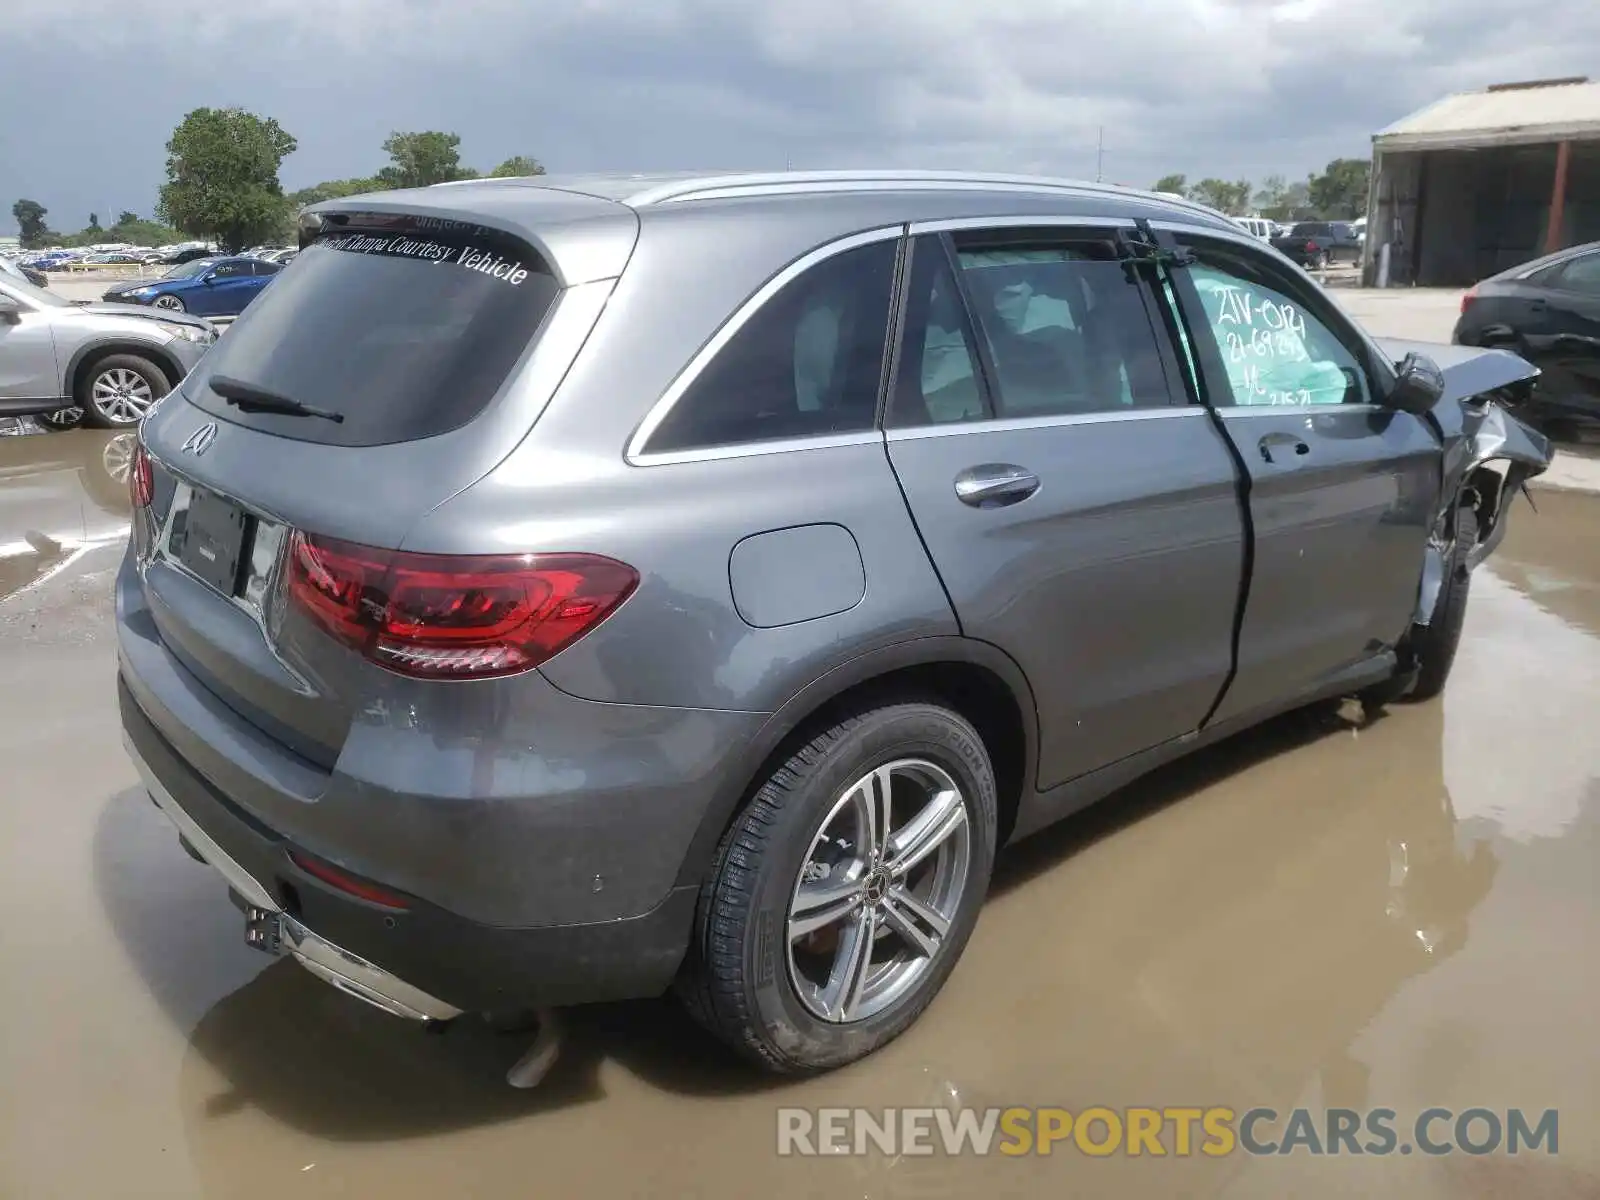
134;188;637;766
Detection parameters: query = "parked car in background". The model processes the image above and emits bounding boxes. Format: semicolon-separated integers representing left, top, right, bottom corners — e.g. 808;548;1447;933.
100;256;282;318
120;170;1549;1079
0;269;215;427
159;245;216;266
1270;221;1363;268
1455;240;1600;433
1232;216;1276;241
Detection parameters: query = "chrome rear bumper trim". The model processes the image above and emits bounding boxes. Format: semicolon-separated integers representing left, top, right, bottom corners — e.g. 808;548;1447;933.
123;732;464;1023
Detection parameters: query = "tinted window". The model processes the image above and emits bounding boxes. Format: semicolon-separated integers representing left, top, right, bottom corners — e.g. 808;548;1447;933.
947;235;1175;419
1289;223;1330;238
1550;252;1600;294
187;216;561;447
250;259;283;276
210;261;248;278
888;239;989;427
645;240;897;454
1180;240;1371;407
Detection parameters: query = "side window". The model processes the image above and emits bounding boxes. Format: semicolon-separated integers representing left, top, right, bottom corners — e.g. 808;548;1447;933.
888;238;990;427
212;261;244;278
645;239;898;454
251;260;283;276
945;235;1174;420
1550;252;1600;295
1178;240;1372;407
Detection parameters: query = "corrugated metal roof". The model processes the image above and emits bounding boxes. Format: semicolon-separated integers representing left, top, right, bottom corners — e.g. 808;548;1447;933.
1376;78;1600;152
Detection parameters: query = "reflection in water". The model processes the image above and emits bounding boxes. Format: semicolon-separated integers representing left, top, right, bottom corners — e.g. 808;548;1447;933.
84;695;1501;1199
1485;487;1600;639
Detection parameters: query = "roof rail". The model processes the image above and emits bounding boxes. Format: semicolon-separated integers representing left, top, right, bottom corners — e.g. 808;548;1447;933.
620;170;1226;220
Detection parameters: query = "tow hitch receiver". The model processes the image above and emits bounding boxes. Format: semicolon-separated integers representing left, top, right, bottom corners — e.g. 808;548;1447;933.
244;906;284;955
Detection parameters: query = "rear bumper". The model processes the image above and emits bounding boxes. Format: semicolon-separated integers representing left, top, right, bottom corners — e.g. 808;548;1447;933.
127;726;461;1022
119;676;706;1014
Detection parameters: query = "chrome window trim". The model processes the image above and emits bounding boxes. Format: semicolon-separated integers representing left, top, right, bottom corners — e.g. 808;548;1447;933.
907;214;1136;236
628;430;883;467
1218;403;1384;418
886;406;1205;442
624;225;905;465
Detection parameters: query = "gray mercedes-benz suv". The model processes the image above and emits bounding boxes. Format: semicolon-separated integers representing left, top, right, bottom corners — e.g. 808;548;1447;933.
118;171;1550;1075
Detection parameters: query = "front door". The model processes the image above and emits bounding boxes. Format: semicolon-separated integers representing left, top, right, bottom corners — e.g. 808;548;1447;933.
884;228;1247;790
1160;230;1440;724
193;261;256;316
0;283;62;408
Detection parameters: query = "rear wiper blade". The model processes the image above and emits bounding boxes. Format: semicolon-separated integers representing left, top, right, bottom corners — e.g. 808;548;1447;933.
209;375;345;423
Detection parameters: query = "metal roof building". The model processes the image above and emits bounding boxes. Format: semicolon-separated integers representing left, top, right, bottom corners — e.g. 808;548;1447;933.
1364;77;1600;286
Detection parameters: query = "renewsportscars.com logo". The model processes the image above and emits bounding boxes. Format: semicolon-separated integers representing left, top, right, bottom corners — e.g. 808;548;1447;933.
776;1106;1560;1158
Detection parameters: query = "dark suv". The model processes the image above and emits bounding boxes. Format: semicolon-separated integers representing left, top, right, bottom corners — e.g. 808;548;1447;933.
119;170;1548;1076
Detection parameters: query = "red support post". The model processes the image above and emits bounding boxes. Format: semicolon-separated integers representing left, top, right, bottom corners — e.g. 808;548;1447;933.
1546;140;1572;254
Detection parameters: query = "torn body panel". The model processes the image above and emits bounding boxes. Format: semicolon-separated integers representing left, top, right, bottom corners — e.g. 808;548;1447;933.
1377;339;1552;623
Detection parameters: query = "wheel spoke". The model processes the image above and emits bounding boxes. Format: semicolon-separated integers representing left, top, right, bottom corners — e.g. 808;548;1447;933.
788;875;861;941
881;885;950;958
818;906;876;1021
852;765;895;860
887;787;966;879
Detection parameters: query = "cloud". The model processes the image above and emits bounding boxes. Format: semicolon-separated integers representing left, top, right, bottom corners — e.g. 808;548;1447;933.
3;0;1596;227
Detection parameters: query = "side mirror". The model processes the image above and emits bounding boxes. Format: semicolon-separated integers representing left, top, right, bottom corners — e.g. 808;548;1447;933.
0;295;21;323
1387;351;1445;416
200;273;217;285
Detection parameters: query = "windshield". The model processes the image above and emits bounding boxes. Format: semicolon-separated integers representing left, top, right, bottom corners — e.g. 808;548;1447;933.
163;258;218;279
186;215;561;447
0;269;72;308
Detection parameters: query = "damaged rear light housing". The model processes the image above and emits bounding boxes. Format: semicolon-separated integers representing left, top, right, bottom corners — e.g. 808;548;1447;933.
1461;284;1478;315
284;532;638;680
129;442;153;509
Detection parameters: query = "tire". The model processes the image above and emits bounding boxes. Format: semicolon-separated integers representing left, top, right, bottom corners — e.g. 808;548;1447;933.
75;353;170;429
151;294;186;313
677;702;998;1073
1406;508;1478;702
34;406;84;431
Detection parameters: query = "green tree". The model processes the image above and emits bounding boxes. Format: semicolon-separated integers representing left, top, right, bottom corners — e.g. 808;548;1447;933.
1190;178;1253;215
107;213;183;247
1306;158;1370;219
377;131;477;189
86;213;102;233
489;155;546;178
288;177;385;209
1152;174;1188;198
1252;175;1289;218
157;107;298;253
13;199;50;247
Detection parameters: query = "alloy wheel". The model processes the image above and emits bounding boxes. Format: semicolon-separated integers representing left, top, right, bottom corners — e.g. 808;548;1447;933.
102;432;136;486
91;367;156;425
786;758;972;1024
152;294;185;311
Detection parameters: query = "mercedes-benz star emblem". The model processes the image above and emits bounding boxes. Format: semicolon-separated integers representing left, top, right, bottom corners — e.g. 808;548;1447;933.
181;422;218;456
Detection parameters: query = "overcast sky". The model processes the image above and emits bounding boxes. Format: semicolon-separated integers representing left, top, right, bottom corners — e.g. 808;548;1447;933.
4;0;1596;233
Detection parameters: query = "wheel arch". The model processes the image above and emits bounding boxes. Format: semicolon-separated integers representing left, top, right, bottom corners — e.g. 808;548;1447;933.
672;636;1040;890
65;339;184;399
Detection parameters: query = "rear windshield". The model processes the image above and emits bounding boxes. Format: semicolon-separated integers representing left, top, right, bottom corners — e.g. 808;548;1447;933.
1290;223;1330;237
185;214;561;447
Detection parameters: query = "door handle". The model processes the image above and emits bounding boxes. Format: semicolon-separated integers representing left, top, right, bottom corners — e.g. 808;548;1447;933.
1529;298;1548;312
954;464;1040;508
1258;432;1311;464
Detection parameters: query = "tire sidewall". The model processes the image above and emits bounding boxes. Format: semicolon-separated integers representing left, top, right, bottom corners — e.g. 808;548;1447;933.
736;706;997;1069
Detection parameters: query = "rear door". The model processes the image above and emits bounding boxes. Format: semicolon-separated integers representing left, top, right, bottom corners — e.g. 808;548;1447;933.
1528;250;1600;412
884;226;1247;790
1157;228;1439;723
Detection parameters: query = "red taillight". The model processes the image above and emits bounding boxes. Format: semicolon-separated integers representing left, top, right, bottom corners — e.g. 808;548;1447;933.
130;443;153;509
1461;285;1478;315
288;849;409;910
284;532;638;679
